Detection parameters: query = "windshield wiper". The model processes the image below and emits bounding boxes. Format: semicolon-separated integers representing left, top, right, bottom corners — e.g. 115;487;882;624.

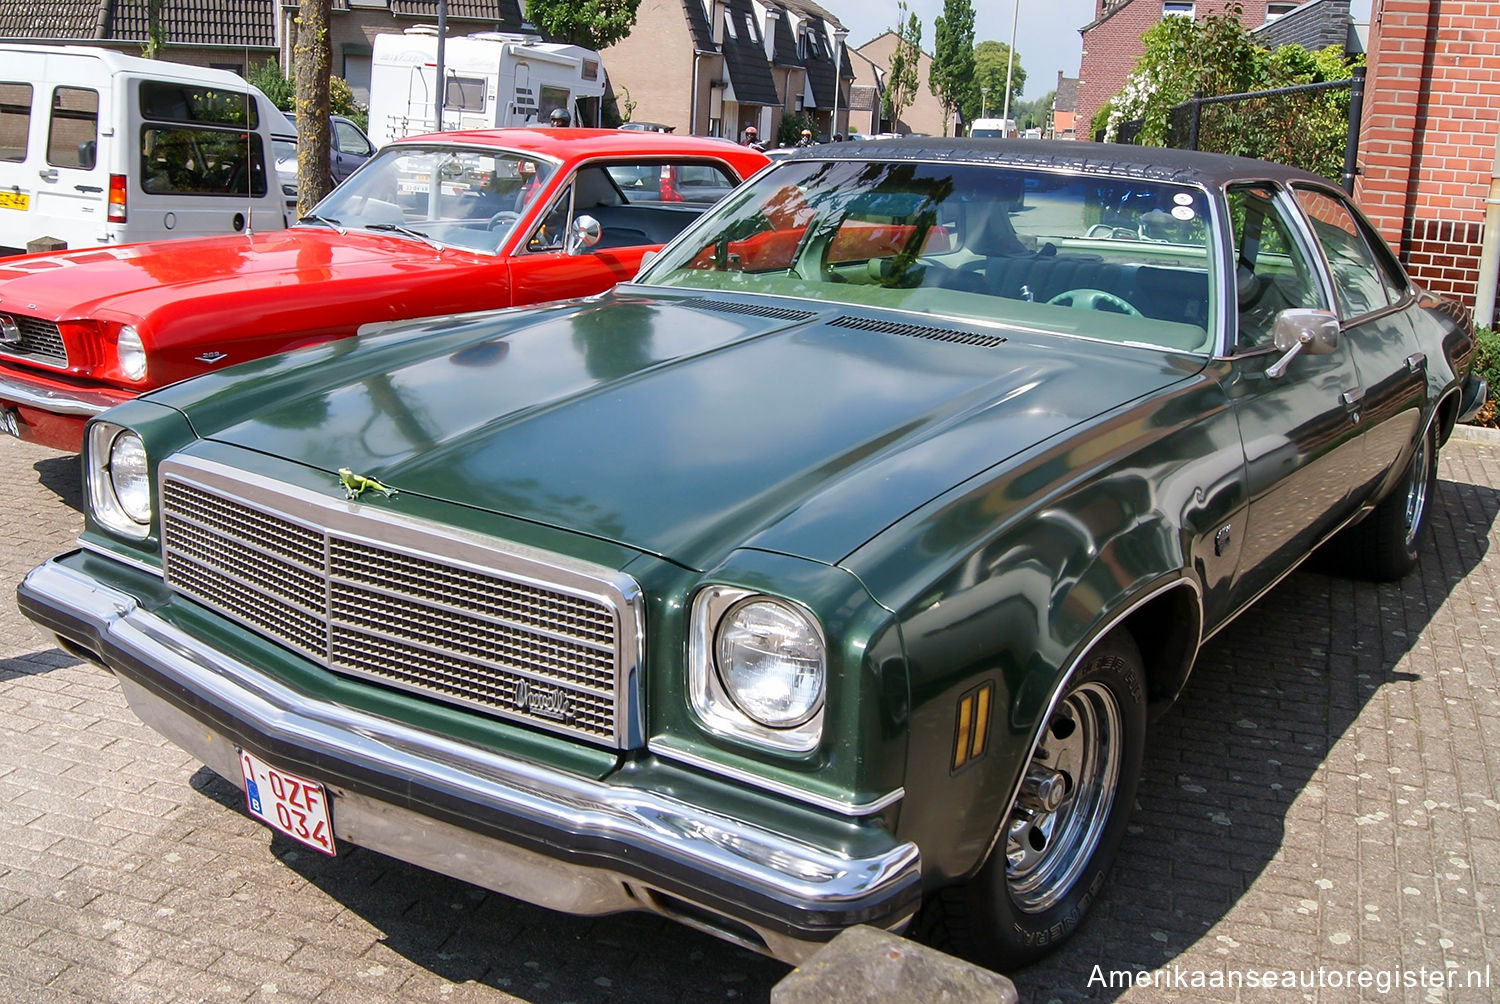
297;213;345;234
365;222;445;251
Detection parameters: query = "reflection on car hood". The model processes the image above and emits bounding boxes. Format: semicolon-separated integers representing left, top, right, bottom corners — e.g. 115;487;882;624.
0;229;472;318
155;290;1205;570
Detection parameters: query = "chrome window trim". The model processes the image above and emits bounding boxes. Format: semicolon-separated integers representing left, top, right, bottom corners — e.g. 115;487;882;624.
156;453;645;748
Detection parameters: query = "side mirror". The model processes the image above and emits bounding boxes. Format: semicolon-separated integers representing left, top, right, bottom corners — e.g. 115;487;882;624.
567;214;602;256
1266;308;1340;379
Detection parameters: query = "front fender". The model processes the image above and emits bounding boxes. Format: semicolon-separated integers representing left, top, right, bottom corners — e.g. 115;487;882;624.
842;378;1237;883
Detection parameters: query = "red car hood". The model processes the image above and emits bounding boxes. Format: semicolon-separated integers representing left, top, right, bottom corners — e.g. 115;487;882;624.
0;228;482;321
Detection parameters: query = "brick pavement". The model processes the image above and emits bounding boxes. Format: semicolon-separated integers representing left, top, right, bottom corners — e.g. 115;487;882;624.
2;432;1497;1002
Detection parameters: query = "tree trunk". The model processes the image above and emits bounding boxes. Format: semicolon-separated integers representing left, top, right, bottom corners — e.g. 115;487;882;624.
293;0;333;217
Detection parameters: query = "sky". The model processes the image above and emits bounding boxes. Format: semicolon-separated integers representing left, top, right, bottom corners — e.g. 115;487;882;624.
833;0;1375;101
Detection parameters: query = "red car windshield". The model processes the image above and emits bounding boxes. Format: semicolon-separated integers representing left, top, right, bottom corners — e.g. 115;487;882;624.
311;144;559;254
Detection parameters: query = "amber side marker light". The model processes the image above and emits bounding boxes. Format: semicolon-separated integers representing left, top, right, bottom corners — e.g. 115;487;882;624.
952;681;993;773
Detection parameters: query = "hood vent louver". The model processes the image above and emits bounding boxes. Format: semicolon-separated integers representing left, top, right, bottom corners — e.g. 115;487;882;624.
679;297;816;321
829;315;1007;349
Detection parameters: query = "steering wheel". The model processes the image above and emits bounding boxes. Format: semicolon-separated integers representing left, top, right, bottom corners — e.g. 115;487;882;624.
1046;288;1143;316
487;210;521;230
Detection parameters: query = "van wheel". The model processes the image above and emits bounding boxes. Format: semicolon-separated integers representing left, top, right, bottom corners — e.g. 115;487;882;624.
919;631;1146;969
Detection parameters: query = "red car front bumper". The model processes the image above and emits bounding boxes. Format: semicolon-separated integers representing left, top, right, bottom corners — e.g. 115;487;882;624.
0;364;135;452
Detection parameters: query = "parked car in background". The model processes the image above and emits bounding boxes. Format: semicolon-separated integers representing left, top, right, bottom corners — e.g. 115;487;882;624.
0;128;768;449
274;113;376;215
19;141;1484;971
617;121;675;133
0;44;287;254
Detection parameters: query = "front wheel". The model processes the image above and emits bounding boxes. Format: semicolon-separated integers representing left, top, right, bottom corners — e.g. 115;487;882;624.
920;631;1146;969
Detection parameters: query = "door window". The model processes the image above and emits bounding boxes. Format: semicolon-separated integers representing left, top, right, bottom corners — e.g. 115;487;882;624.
0;82;30;162
1225;184;1326;349
47;87;98;169
1293;186;1407;317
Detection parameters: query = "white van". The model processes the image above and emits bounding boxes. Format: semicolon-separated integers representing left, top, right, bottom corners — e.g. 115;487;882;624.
969;117;1016;138
367;28;605;148
0;45;288;254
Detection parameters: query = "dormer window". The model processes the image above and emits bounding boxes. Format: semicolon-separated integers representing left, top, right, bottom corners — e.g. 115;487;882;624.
1162;1;1194;17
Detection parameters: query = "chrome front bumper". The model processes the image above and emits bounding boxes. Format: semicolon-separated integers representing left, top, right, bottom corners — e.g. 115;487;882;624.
18;556;922;964
0;371;123;416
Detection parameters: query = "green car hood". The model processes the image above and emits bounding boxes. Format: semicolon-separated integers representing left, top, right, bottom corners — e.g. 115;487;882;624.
156;290;1204;570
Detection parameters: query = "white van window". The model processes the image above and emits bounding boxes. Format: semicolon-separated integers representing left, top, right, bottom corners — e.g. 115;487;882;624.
139;80;261;129
444;76;486;113
137;80;268;198
140;128;269;197
539;86;570;122
47;87;99;169
0;83;29;161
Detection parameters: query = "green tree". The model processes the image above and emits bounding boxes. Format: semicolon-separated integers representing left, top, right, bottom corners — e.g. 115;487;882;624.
294;0;333;214
524;0;642;49
143;0;166;58
881;2;922;130
249;59;296;111
965;39;1025;123
928;0;976;136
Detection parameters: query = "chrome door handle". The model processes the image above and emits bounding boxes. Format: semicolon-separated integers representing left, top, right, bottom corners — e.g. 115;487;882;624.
37;168;58;182
1340;387;1365;408
1405;352;1426;374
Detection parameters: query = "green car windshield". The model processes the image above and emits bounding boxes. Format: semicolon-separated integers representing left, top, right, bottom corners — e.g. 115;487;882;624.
643;159;1218;353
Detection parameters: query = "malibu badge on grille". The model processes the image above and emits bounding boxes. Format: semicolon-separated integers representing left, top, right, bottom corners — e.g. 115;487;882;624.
515;678;572;722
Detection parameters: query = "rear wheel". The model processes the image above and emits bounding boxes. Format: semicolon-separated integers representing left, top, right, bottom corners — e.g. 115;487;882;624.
1325;422;1439;581
920;631;1146;969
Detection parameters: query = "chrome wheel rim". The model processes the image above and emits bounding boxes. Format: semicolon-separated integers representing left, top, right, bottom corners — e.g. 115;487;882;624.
1404;432;1431;549
1006;681;1122;913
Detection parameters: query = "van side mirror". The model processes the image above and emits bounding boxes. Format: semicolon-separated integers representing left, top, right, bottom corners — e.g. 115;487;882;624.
77;140;96;170
1266;308;1340;379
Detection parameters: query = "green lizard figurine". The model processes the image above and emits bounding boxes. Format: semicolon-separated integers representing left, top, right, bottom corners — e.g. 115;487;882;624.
337;467;397;501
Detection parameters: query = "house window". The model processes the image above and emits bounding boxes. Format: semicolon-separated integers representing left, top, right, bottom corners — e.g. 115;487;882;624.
1162;1;1194;17
1265;1;1299;19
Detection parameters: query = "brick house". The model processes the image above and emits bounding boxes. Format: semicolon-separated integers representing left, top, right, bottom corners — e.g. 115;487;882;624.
0;0;277;74
852;30;946;137
1051;72;1080;139
1355;1;1500;311
602;0;851;142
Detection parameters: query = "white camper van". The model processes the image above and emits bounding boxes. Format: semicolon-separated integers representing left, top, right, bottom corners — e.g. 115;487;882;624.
0;45;288;254
367;28;605;148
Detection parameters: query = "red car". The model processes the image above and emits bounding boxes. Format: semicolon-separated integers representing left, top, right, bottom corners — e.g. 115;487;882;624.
0;129;768;450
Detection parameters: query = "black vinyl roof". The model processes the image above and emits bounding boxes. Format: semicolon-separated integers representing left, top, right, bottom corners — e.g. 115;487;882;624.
782;139;1328;188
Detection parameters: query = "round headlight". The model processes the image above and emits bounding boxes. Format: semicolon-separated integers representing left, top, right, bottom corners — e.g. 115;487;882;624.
715;598;825;728
108;431;151;524
117;325;146;381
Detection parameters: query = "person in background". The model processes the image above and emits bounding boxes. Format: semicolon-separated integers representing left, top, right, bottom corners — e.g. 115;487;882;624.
549;107;570;127
742;125;765;151
796;128;814;147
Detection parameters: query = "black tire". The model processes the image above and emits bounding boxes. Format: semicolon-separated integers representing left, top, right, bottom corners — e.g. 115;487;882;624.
919;631;1147;970
1325;422;1439;581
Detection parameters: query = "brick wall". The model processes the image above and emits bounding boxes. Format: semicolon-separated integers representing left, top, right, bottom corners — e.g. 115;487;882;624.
1077;0;1266;137
1355;0;1500;310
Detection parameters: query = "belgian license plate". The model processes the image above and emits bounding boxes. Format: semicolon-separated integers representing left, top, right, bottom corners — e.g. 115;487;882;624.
0;406;19;439
0;191;28;211
239;749;335;855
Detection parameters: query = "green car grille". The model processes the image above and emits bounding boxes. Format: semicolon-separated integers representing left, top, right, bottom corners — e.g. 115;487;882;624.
157;468;639;747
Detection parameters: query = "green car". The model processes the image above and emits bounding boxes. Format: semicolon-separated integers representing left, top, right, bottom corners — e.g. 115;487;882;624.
18;141;1486;969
